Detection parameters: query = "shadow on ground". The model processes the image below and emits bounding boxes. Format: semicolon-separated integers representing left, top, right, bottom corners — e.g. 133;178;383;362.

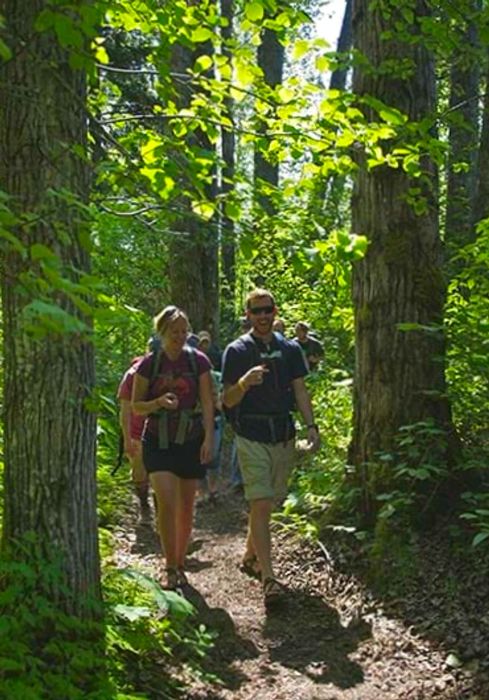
319;525;489;697
263;590;369;690
184;584;260;690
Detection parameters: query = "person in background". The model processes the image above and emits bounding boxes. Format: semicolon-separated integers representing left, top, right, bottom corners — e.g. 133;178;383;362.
132;306;214;590
272;318;286;337
294;321;324;372
197;332;224;504
187;328;199;348
118;355;151;522
222;288;320;609
197;329;222;370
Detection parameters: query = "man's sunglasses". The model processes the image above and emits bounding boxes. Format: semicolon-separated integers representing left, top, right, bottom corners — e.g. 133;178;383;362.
249;305;274;315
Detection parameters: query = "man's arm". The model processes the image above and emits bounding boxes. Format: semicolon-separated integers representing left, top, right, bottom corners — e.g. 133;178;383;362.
292;376;320;451
222;365;269;408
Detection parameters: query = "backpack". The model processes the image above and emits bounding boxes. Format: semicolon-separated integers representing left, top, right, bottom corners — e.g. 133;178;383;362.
113;344;200;473
148;344;201;449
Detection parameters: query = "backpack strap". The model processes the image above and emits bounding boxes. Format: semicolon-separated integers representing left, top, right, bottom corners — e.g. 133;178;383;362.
149;346;202;448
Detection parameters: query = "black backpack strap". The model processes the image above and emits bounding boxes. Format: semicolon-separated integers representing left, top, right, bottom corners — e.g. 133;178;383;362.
185;346;199;383
149;349;161;383
151;346;202;448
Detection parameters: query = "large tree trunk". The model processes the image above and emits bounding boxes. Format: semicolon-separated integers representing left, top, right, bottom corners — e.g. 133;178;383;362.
0;0;100;614
168;35;219;338
445;1;480;261
254;26;284;213
349;0;455;516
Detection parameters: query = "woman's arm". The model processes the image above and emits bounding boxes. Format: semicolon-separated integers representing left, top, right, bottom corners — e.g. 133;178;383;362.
199;370;214;463
119;399;135;455
131;372;179;415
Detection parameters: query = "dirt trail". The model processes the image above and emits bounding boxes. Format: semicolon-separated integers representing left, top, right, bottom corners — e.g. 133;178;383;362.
114;486;489;700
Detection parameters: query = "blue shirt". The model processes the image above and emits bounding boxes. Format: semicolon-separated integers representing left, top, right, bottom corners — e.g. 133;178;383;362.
222;332;307;443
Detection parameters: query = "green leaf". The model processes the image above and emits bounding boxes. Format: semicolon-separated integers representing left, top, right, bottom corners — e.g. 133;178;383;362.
0;38;12;60
191;28;213;43
473;531;489;547
30;243;59;263
191;200;215;221
195;54;213;72
292;39;309;60
119;569;195;619
94;44;109;64
53;14;84;49
245;2;264;21
379;106;407;125
113;604;152;621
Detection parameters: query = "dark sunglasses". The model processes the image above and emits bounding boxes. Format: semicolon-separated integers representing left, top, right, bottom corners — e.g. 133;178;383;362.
249;305;274;315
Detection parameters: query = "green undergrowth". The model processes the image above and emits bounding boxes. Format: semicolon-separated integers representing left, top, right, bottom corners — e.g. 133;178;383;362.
0;532;215;699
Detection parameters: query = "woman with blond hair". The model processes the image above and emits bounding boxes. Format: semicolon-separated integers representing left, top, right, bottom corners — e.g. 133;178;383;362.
132;306;214;589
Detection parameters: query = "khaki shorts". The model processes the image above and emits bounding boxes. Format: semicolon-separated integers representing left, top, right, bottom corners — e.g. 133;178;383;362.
235;435;296;502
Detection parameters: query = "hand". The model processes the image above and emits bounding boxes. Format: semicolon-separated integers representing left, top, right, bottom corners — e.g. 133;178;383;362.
200;434;213;464
158;392;179;410
306;426;321;453
242;364;269;388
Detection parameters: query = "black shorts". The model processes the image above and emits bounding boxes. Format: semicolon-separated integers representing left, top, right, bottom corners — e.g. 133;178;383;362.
142;432;205;479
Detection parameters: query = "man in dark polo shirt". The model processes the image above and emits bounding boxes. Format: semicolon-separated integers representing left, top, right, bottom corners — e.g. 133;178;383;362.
294;321;324;372
222;288;320;610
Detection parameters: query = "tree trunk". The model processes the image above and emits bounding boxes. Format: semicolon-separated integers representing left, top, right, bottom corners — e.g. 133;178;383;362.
349;0;455;516
167;35;219;338
474;47;489;225
254;26;284;213
445;1;480;261
0;0;100;614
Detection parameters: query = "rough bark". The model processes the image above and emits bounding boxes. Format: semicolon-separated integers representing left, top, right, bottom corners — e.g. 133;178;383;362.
167;33;219;338
349;0;455;515
0;0;100;613
254;26;284;213
445;1;480;260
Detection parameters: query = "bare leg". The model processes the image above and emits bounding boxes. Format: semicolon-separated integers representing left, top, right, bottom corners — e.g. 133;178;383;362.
248;498;274;582
150;471;179;568
176;478;198;568
130;441;149;505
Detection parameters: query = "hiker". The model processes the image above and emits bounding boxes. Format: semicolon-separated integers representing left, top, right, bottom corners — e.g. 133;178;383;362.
272;317;286;336
197;329;222;370
222;288;320;609
117;355;151;521
197;332;224;503
132;305;214;590
294;321;324;372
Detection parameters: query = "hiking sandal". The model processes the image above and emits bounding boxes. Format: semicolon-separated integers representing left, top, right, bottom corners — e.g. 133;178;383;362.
163;567;179;590
177;567;189;587
239;555;261;581
263;577;286;610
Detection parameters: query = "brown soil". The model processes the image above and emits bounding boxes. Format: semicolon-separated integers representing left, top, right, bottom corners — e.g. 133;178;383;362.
114;485;489;700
